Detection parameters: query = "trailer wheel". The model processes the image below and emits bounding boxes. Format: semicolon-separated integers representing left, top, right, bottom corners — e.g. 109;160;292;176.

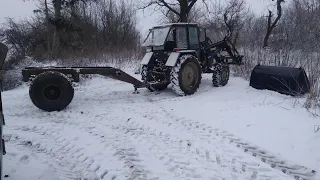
170;54;202;96
29;71;74;112
212;63;230;87
141;65;169;92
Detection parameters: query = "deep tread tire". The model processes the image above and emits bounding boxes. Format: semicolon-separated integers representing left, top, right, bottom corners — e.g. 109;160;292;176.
29;71;74;112
141;65;169;92
170;54;202;96
212;63;230;87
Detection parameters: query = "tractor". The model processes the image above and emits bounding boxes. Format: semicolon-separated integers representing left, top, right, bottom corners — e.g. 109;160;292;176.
21;23;243;112
140;23;243;95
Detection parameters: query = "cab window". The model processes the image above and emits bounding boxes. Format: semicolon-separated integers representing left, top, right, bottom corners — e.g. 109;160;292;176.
189;27;199;49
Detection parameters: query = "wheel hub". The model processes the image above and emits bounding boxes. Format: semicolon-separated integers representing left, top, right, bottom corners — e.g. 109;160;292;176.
181;62;198;89
222;70;227;81
43;85;62;101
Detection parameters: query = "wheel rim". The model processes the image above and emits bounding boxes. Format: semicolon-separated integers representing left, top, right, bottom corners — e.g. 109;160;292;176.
43;85;62;101
221;68;228;82
181;62;199;91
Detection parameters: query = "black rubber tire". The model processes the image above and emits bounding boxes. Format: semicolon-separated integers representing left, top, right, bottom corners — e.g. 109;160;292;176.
141;65;169;92
170;54;202;96
29;71;74;112
212;63;230;87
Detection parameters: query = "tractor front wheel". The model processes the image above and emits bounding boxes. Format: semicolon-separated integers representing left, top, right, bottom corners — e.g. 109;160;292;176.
212;63;230;87
29;71;74;112
170;55;202;96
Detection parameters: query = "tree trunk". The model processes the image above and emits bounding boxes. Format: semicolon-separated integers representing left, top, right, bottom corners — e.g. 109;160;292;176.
263;29;272;48
263;11;273;48
263;0;284;48
44;0;50;57
52;0;62;58
179;0;188;22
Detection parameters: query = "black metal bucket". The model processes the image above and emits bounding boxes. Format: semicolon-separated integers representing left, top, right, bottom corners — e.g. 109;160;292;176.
249;65;310;96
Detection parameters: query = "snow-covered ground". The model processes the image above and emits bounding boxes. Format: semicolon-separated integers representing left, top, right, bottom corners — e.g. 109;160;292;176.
1;69;320;180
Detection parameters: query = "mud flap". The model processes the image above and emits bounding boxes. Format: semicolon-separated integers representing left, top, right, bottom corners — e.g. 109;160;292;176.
165;52;180;67
249;65;310;96
140;52;154;65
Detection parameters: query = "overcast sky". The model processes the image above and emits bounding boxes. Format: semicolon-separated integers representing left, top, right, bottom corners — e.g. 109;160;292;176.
0;0;273;35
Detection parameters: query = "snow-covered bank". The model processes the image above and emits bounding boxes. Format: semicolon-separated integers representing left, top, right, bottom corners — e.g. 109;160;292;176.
1;73;319;180
160;75;320;171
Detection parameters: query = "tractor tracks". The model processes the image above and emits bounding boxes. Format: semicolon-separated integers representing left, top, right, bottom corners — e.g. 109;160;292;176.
126;100;318;180
6;113;175;180
4;126;101;180
4;80;317;180
61;110;285;180
5;120;158;180
5;105;284;180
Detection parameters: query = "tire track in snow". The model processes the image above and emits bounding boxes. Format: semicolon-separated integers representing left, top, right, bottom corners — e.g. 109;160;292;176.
73;77;216;105
130;101;318;180
76;113;260;180
171;116;318;180
61;115;188;180
30;109;265;180
123;105;294;180
85;118;199;180
4;126;101;180
5;120;146;180
25;115;170;180
123;118;277;180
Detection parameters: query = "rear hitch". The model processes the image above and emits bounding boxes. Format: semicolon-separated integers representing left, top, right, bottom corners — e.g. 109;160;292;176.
133;86;140;94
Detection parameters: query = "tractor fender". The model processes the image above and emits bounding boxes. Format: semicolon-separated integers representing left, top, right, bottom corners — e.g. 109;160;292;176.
165;50;198;67
140;52;153;65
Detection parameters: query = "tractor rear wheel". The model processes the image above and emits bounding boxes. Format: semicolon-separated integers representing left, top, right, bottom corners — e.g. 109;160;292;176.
212;63;230;87
170;54;202;96
141;65;169;92
29;71;74;112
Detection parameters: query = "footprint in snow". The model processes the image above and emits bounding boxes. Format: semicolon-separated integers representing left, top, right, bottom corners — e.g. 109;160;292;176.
19;155;30;163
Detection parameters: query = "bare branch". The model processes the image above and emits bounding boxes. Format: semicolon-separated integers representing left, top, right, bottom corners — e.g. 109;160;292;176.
263;0;285;48
186;0;197;14
158;0;180;15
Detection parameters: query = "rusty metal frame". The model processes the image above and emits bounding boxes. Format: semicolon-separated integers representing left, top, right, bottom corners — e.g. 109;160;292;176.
22;66;148;89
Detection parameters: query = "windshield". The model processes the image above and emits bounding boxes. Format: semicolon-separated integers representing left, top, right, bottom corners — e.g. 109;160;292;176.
142;26;170;47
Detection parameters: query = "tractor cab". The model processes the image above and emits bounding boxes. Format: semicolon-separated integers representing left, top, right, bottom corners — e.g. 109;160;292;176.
142;23;203;53
141;23;213;71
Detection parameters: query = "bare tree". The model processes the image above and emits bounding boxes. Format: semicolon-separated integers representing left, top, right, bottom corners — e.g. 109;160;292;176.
44;0;51;55
139;0;208;23
51;0;62;58
50;0;99;58
161;3;206;23
222;0;248;45
263;0;285;48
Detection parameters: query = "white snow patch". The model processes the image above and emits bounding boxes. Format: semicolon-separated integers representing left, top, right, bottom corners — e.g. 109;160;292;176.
1;72;319;180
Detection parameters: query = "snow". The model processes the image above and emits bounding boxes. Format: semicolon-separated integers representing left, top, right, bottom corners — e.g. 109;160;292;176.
2;69;320;180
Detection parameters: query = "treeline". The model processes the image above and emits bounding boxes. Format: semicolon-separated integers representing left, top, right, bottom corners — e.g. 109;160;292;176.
195;0;320;110
2;0;141;64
